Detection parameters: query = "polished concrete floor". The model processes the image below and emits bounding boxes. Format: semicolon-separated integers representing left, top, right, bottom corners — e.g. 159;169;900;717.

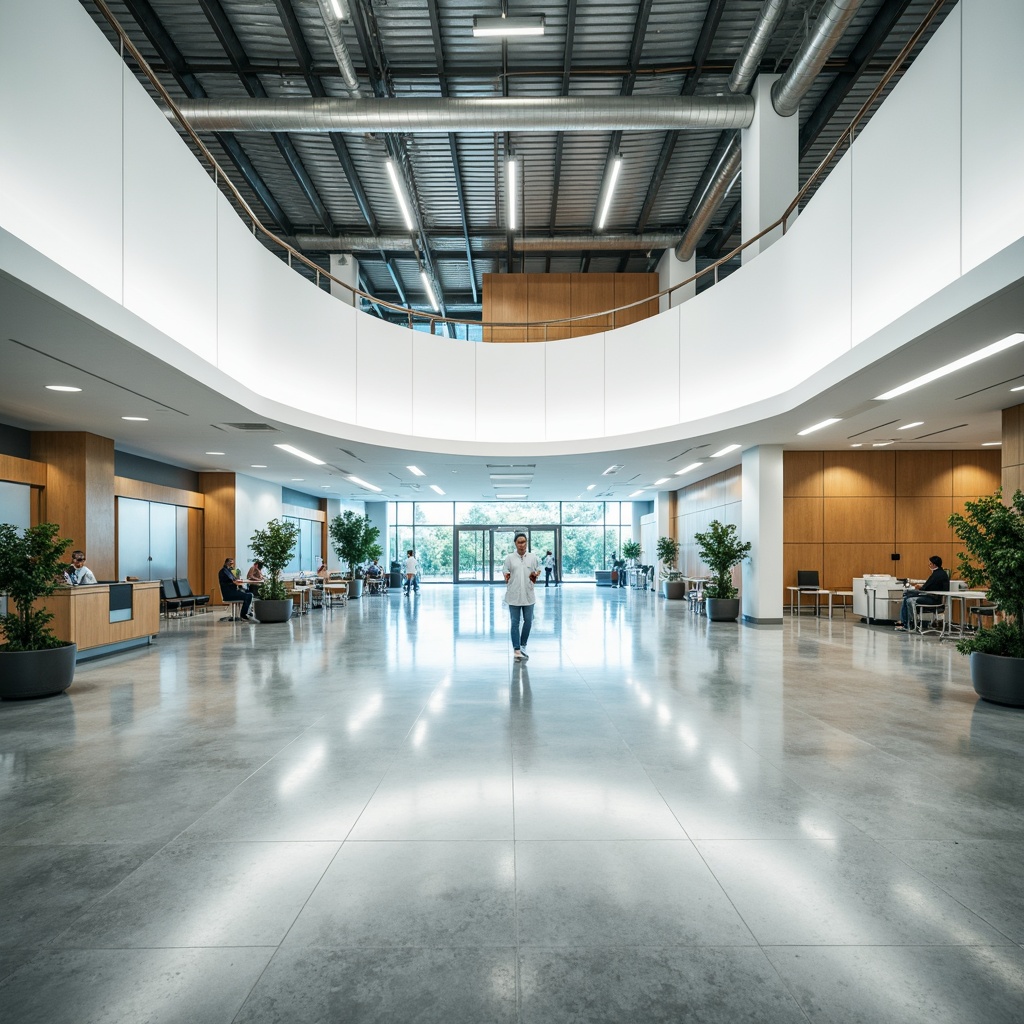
2;585;1023;1023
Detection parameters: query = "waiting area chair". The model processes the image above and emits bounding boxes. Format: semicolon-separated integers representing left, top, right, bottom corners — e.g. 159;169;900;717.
174;578;209;613
160;579;193;617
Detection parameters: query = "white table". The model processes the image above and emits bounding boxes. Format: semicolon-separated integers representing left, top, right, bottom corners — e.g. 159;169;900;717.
787;587;831;616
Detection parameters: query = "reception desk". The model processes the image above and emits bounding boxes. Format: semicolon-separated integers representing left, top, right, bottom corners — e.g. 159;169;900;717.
36;582;161;659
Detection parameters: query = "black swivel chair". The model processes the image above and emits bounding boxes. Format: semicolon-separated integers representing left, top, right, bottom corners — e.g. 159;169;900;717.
160;579;193;617
175;579;209;613
795;570;822;615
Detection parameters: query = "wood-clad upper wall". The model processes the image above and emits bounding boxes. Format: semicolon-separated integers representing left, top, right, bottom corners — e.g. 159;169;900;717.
482;273;659;342
1004;403;1024;495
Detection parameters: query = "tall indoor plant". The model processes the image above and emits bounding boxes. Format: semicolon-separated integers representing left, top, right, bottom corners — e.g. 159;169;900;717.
948;488;1024;705
656;535;684;599
329;510;381;599
0;521;77;699
249;518;300;623
694;519;751;622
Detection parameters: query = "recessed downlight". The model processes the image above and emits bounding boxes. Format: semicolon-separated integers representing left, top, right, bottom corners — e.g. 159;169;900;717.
45;385;81;392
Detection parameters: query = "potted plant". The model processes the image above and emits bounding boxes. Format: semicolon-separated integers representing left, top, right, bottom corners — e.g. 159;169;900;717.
0;521;77;699
249;518;300;623
656;535;685;599
948;489;1024;706
622;540;642;565
694;519;751;622
329;511;381;600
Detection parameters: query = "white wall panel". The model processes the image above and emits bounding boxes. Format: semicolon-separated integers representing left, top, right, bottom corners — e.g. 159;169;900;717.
357;317;412;434
235;473;282;563
962;0;1024;272
476;344;546;442
605;316;679;435
851;7;962;344
122;67;218;363
411;333;476;440
0;0;123;302
545;335;606;440
217;203;350;413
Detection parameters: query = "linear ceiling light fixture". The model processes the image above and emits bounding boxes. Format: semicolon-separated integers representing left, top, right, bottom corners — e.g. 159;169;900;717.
602;464;624;475
596;156;623;231
473;15;545;36
876;333;1024;400
675;461;704;475
329;0;345;18
349;475;382;492
275;443;326;465
872;441;893;447
628;490;645;498
407;465;425;476
429;484;446;494
507;158;517;230
654;477;670;486
898;422;924;430
46;384;81;392
420;271;439;312
1012;384;1024;392
797;418;841;436
386;159;415;231
982;441;1002;446
710;444;741;457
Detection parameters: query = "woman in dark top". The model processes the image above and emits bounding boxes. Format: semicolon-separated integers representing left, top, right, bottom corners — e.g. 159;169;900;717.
896;555;950;630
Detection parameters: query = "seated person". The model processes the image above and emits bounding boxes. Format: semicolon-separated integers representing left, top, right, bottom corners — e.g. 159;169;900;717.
316;561;329;581
246;560;265;584
219;557;254;619
897;555;950;631
69;550;98;585
365;559;383;578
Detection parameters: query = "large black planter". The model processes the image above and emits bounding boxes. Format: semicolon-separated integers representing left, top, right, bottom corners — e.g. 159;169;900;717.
661;580;687;600
705;598;740;622
0;643;77;700
970;651;1024;707
347;579;364;599
253;599;293;623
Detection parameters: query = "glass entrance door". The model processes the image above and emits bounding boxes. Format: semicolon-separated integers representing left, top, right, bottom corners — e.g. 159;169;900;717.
455;526;560;583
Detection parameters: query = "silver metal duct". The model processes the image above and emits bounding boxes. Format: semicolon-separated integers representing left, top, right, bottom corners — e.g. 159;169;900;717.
315;0;361;97
170;96;755;133
295;233;682;252
772;0;863;117
676;0;863;261
728;0;789;94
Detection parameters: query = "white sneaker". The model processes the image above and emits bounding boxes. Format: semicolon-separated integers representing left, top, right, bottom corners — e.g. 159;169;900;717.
514;649;523;660
520;648;529;661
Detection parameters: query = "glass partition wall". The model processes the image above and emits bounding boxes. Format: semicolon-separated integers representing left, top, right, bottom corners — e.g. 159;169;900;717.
389;502;634;583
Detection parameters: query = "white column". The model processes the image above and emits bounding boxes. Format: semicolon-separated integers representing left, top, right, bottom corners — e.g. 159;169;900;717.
329;253;359;306
741;74;798;264
741;445;783;624
657;247;695;311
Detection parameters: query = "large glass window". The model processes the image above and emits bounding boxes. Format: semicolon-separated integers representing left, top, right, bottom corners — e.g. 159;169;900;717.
284;515;321;573
414;526;453;581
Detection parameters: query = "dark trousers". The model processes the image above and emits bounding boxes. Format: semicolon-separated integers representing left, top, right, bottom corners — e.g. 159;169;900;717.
544;567;552;587
509;604;534;650
225;590;253;616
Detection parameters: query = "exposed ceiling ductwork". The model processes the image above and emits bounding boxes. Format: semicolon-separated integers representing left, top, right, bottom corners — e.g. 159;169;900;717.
675;0;865;262
168;95;755;134
314;0;362;97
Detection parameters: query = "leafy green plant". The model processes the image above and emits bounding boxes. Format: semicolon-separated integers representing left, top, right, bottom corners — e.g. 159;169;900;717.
694;520;751;600
656;535;681;580
248;518;300;601
0;522;74;651
622;540;642;562
329;511;381;580
948;489;1024;659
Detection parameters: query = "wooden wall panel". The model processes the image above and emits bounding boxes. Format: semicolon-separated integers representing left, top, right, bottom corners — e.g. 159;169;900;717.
896;450;952;495
824;497;895;543
824;544;896;591
823;451;895;496
527;274;573;341
200;472;236;604
115;476;205;509
1005;464;1023;496
571;273;615;337
895;496;953;542
482;274;528;342
0;453;47;487
951;449;1001;495
613;274;659;328
784;497;823;543
1001;405;1023;498
897;542;956;579
784;451;823;496
783;544;824;589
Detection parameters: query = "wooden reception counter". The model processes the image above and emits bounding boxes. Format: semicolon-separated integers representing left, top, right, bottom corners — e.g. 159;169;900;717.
37;582;161;660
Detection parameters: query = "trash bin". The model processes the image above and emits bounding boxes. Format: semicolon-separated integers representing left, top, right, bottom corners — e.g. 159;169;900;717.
389;561;402;589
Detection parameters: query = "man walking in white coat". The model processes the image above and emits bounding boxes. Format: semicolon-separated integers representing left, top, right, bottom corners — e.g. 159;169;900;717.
502;533;540;660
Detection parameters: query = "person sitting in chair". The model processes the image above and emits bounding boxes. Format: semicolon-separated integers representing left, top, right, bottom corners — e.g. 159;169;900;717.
365;559;382;579
896;555;949;631
219;557;254;620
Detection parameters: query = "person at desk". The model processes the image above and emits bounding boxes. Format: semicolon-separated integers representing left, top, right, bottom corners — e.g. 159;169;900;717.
365;559;383;579
246;560;265;585
69;551;97;585
896;555;949;631
316;561;329;580
219;557;255;620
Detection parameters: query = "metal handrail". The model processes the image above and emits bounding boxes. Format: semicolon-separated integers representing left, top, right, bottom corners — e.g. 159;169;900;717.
91;0;947;338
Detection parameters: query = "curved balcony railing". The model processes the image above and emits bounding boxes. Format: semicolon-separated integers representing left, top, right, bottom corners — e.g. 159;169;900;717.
90;0;947;340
